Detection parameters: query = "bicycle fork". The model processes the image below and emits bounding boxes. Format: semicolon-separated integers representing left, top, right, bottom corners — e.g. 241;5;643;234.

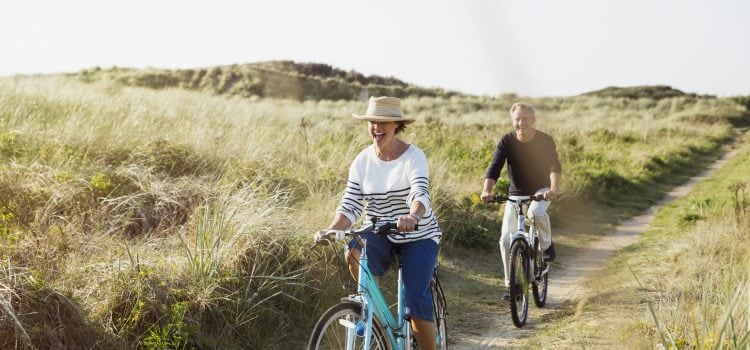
514;203;534;285
511;235;532;285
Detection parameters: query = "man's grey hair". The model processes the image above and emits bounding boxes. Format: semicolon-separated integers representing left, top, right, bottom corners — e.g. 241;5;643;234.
509;102;535;117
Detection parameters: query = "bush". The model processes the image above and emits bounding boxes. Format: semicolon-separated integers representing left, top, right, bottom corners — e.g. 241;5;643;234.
582;85;702;100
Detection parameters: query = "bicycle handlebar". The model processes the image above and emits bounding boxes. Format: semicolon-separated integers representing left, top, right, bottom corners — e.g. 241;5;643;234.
487;194;546;204
314;219;418;246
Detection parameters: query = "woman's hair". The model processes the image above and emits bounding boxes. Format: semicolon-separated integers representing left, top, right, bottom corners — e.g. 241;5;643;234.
395;122;407;134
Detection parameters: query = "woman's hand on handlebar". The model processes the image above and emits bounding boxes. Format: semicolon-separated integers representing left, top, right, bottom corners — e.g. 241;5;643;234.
397;214;419;232
313;229;345;244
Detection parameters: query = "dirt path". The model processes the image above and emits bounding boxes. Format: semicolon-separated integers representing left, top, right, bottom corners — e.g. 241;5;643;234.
452;146;741;349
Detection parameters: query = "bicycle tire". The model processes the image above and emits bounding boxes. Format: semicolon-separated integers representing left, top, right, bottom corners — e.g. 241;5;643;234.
431;277;448;350
308;302;392;350
532;238;548;307
508;240;529;327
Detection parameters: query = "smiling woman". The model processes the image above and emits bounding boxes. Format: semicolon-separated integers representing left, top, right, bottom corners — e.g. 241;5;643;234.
351;96;414;160
368;120;406;160
316;96;442;349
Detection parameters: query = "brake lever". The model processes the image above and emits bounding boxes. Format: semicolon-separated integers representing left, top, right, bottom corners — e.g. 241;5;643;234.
309;238;331;251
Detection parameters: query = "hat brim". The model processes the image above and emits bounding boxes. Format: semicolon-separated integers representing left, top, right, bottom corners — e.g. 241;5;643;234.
351;113;415;124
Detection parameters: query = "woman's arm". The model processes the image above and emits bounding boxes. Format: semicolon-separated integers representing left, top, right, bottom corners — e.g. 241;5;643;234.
327;213;353;231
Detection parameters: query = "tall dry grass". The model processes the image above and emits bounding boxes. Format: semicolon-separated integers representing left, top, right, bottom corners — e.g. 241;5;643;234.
522;133;750;349
0;74;746;348
643;179;750;349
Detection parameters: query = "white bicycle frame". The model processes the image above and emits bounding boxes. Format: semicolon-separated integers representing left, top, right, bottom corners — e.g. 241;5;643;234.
507;196;536;248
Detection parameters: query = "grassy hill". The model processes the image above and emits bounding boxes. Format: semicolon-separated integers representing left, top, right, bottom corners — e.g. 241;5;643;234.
0;63;747;348
582;85;709;100
75;60;461;101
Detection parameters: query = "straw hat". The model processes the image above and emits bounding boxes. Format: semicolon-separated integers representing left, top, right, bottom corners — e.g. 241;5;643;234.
352;96;415;124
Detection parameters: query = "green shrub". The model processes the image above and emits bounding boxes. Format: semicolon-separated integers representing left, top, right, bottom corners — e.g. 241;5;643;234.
141;302;200;350
582;85;704;100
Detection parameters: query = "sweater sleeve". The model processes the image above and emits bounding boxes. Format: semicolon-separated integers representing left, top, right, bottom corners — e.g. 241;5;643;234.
548;137;562;173
336;159;364;225
406;149;431;211
485;136;508;180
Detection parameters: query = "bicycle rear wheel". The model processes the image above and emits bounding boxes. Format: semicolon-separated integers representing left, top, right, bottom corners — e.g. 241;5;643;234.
532;238;548;307
431;277;448;350
508;240;529;327
308;302;391;350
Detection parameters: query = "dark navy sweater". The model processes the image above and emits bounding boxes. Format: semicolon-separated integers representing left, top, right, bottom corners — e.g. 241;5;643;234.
485;130;562;196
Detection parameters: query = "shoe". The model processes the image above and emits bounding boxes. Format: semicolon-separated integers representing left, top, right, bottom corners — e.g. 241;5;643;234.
543;242;556;262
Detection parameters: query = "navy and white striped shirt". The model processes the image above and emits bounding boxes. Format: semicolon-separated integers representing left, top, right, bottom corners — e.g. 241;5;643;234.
337;144;442;243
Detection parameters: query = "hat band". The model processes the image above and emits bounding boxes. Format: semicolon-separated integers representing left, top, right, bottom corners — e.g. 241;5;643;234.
366;105;402;118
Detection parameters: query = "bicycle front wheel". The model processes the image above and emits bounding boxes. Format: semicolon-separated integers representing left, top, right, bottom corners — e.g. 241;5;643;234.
532;238;548;307
308;302;392;350
431;278;448;350
508;240;529;327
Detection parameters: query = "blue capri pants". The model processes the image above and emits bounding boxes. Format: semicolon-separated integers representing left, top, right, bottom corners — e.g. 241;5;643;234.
348;233;440;322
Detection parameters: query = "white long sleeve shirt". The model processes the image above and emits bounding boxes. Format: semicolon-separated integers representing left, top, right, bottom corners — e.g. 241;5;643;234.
337;144;441;243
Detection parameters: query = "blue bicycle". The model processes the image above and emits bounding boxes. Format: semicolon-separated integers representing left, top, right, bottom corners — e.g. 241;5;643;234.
308;219;448;349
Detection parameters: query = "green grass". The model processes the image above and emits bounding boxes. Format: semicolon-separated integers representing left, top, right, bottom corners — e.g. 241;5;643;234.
0;71;747;348
521;132;750;349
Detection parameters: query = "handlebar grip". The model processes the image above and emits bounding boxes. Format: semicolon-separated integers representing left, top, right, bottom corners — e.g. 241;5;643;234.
380;222;397;231
489;195;508;203
376;222;419;235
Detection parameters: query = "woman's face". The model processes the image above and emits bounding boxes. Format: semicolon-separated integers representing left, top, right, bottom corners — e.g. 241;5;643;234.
368;121;399;147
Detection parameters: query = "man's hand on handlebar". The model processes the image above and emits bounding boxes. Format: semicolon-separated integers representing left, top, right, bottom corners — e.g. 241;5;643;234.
480;191;494;204
543;190;559;201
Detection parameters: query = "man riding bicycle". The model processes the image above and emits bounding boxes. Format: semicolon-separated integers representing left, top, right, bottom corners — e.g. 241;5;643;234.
480;102;562;301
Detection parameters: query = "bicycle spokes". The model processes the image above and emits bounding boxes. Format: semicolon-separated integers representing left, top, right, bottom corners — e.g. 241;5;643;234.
509;242;530;327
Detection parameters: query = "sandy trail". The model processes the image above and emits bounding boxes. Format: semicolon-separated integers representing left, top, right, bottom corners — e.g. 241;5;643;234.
453;146;740;349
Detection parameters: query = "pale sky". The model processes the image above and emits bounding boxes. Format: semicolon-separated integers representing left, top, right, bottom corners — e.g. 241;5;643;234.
1;0;748;97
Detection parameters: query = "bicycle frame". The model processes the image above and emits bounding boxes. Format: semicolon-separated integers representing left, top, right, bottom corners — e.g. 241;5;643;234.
345;237;411;349
311;220;445;350
507;196;535;249
498;195;547;283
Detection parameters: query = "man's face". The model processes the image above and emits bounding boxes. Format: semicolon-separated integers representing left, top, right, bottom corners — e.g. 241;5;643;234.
511;109;536;132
